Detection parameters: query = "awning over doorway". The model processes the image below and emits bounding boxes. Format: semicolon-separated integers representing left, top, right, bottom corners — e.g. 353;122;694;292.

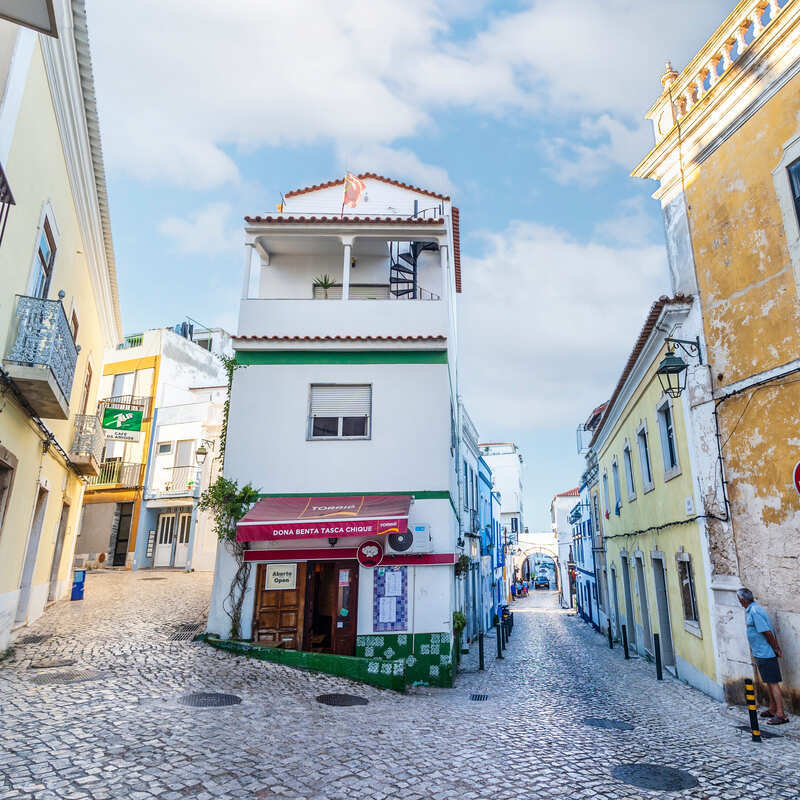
236;494;412;542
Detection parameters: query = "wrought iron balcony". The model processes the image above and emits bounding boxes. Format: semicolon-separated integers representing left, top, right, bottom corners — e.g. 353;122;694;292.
97;394;152;420
70;414;103;476
87;460;144;488
149;465;200;498
3;294;78;419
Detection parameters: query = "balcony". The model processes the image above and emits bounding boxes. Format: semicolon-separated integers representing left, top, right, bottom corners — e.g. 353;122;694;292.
149;465;200;499
97;394;152;420
69;415;103;476
238;297;448;341
3;295;77;419
87;461;144;488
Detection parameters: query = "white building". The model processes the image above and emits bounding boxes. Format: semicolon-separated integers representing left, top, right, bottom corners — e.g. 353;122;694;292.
551;489;578;608
207;174;464;687
480;442;525;546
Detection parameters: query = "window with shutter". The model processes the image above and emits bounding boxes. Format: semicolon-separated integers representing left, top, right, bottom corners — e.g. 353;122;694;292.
309;384;371;439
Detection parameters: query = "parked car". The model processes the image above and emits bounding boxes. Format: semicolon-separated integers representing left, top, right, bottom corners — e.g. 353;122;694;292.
534;574;550;590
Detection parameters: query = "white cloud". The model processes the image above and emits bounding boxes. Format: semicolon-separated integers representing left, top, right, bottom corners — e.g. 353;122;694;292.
86;0;734;190
594;196;660;246
159;203;239;254
459;217;669;431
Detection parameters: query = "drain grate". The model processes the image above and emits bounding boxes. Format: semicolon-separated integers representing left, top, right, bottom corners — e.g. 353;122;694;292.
584;717;634;731
141;577;167;581
30;659;76;670
612;764;699;791
168;623;204;642
30;669;100;685
17;634;52;644
735;724;776;739
179;692;242;707
316;693;369;707
470;694;489;702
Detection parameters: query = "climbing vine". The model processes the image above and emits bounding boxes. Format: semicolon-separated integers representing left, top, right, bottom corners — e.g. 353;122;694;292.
218;354;244;470
199;476;260;639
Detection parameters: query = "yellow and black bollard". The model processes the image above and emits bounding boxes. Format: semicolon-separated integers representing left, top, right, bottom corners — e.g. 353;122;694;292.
745;679;762;743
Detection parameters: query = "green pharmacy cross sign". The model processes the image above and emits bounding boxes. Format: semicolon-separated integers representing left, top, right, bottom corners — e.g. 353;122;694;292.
102;407;143;442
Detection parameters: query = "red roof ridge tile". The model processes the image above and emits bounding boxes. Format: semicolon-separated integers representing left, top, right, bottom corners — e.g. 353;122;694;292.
244;215;445;225
233;335;447;342
284;173;450;201
589;294;693;448
555;488;580;498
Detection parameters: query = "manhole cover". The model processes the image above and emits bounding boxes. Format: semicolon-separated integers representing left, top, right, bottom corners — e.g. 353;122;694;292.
30;659;76;669
141;577;166;581
17;634;51;644
734;725;776;739
169;623;204;641
584;717;634;731
612;764;699;791
470;694;489;701
316;693;369;707
179;692;242;707
30;669;100;685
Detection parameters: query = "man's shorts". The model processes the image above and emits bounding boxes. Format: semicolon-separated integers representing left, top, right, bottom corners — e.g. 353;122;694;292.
756;657;782;684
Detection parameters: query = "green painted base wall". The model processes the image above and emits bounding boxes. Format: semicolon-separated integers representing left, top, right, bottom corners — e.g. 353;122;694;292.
356;632;453;687
203;635;406;691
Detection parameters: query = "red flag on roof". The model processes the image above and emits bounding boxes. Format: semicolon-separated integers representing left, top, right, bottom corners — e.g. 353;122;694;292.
342;172;366;209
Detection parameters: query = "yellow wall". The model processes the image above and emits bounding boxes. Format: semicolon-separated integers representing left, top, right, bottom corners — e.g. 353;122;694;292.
598;353;717;687
0;40;111;620
684;70;800;623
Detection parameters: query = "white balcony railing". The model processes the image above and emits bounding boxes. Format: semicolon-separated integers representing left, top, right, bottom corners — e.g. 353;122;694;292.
149;465;200;498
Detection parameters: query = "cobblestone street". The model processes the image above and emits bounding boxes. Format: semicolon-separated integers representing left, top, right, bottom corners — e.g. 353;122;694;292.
1;571;798;800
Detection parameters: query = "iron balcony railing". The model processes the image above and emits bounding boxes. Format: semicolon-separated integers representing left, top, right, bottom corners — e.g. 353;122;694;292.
5;294;78;402
88;460;143;488
70;414;103;461
151;465;200;497
97;394;152;419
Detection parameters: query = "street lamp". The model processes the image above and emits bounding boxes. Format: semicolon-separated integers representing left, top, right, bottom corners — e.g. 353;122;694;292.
656;337;702;399
195;444;208;465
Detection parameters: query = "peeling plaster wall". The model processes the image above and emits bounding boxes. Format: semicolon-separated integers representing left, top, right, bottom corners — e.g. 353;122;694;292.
682;71;800;712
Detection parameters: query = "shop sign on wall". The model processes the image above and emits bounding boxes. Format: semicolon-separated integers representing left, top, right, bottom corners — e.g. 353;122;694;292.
102;407;143;442
266;563;297;590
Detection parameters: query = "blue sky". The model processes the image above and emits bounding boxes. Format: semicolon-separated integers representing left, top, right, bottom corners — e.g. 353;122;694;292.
87;0;735;529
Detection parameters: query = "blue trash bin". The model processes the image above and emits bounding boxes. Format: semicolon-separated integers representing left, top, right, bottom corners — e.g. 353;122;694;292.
71;569;86;601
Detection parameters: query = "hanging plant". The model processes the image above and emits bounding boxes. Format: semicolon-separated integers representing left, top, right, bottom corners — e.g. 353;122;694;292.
454;554;471;579
452;610;467;633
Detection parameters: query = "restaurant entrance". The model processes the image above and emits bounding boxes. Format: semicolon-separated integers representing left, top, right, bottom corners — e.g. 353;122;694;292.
253;560;359;656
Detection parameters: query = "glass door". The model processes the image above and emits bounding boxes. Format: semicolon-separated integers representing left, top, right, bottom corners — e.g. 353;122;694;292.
154;513;175;567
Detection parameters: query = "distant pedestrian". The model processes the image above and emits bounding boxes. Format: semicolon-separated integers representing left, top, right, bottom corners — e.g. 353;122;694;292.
737;588;789;725
510;582;517;600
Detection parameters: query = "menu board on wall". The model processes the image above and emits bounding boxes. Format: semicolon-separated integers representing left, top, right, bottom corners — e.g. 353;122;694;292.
373;566;408;632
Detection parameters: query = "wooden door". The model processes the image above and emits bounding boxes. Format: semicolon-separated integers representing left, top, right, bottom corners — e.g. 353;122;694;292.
253;563;306;649
331;560;359;656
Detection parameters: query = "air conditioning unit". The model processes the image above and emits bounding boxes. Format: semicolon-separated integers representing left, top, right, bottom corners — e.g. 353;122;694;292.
386;525;433;555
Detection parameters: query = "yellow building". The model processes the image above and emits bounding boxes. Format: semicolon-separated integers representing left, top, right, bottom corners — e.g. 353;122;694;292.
591;296;721;700
0;2;120;647
634;0;800;709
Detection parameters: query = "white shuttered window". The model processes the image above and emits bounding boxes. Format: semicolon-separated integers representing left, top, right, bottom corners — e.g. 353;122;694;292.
309;385;371;439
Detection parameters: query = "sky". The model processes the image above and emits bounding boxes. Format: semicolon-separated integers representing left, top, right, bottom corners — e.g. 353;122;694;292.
86;0;736;530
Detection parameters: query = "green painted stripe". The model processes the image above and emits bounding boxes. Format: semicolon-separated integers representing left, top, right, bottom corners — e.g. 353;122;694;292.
236;350;447;365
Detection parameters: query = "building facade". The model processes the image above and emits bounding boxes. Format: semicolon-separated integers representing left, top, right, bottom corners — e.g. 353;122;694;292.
480;442;524;548
570;487;599;629
207;174;463;687
592;297;721;700
633;0;800;708
459;400;483;642
76;326;229;570
551;489;577;609
0;1;120;648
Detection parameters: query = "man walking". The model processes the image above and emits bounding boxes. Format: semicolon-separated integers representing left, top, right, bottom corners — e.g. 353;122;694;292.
737;588;789;725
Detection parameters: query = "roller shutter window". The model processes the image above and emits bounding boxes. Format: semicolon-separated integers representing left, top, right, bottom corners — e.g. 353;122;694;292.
309;385;371;439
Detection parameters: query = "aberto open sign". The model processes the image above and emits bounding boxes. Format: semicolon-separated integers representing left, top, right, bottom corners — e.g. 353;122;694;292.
794;460;800;497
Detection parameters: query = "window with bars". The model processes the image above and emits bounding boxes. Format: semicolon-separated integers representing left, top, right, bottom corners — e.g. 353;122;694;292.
308;384;371;439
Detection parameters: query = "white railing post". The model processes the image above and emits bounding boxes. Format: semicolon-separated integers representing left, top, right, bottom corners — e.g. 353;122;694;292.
341;238;353;301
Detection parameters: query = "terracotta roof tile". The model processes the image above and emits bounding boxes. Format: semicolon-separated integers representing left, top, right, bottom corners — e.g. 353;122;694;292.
589;294;693;448
452;206;462;294
284;173;450;201
555;488;580;498
234;335;447;343
244;215;445;225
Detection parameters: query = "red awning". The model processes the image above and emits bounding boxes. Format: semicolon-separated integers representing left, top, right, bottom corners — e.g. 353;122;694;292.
236;494;412;542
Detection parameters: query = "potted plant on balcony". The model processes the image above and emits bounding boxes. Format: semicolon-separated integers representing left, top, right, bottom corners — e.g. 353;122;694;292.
313;273;336;299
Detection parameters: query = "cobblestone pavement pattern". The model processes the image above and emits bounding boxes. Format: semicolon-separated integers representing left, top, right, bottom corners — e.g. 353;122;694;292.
1;572;798;799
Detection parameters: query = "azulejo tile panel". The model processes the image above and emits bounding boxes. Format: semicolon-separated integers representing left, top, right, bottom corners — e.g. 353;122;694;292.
356;632;453;687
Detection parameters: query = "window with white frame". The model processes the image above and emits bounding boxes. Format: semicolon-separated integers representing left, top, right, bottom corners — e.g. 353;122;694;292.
656;398;680;478
30;217;57;299
611;458;622;514
623;440;636;501
789;157;800;226
309;384;371;439
676;552;699;625
157;442;172;455
636;421;654;492
602;472;610;518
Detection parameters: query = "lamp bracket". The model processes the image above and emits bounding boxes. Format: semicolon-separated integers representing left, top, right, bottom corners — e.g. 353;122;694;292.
664;336;702;365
